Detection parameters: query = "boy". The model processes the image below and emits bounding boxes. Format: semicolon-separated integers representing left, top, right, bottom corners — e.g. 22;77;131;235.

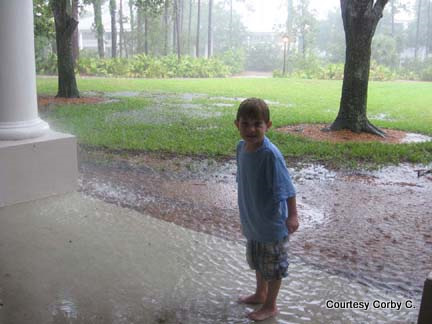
234;98;299;321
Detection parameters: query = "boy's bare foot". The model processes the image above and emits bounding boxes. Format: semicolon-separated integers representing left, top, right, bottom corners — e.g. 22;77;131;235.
247;307;279;321
237;294;266;304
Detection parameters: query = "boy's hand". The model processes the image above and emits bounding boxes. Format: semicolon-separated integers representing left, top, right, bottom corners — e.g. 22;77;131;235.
286;214;299;234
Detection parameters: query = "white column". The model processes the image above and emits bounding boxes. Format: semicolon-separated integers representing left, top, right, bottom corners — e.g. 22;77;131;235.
0;0;49;140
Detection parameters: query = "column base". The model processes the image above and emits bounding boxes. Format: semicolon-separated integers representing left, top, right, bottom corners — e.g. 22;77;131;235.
0;118;50;140
0;130;78;207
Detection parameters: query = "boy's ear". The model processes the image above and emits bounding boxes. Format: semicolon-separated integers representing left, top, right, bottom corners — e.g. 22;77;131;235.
234;120;240;129
266;120;273;130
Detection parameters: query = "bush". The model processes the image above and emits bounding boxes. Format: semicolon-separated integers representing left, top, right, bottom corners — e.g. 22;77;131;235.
36;53;57;75
217;49;246;74
420;66;432;81
245;42;282;71
37;53;233;78
272;58;396;81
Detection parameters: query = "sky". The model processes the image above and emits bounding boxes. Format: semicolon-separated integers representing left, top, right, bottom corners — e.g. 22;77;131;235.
238;0;340;33
80;0;341;32
79;0;415;33
238;0;415;33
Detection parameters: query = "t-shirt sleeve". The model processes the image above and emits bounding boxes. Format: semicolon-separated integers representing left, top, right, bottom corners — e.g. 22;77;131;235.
235;141;242;183
266;152;296;202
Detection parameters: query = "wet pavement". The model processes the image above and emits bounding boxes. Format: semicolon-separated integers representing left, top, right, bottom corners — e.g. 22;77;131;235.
0;192;421;324
77;148;432;313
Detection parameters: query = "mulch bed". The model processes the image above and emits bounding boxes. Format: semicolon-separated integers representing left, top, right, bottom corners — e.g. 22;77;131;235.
37;95;107;112
276;123;408;144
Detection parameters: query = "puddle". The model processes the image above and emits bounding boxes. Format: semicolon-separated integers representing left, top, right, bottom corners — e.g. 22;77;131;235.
0;192;421;323
104;91;142;98
78;148;432;306
370;113;396;121
49;295;78;320
402;133;432;143
106;104;223;125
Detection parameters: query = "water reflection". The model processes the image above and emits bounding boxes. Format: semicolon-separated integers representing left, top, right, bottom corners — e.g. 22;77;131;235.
75;149;431;323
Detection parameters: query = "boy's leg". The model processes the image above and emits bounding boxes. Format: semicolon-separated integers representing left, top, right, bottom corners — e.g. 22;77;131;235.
238;271;267;304
247;278;281;321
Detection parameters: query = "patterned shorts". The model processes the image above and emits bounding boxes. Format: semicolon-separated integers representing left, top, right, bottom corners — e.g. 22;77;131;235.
246;237;290;281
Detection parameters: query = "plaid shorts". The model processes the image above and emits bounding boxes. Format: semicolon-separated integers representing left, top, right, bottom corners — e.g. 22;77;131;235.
246;237;290;281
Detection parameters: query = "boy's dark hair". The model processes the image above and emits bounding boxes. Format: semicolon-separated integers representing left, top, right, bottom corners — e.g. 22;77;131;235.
236;98;270;122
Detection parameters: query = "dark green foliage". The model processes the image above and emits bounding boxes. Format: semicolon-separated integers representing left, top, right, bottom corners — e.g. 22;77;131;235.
245;42;282;71
37;51;241;78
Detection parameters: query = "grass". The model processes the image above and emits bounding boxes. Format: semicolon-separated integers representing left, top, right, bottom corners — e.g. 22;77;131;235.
37;76;432;167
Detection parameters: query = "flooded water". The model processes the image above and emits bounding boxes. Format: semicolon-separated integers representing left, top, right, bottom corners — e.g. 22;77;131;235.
77;147;431;323
0;192;421;324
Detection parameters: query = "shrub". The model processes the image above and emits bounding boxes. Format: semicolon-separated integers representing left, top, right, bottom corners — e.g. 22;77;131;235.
36;53;57;75
217;49;246;74
37;53;233;78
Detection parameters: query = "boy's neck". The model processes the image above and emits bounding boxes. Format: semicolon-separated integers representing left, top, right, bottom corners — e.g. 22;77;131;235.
244;138;265;152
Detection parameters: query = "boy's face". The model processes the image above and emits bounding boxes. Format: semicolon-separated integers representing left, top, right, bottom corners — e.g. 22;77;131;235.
235;117;272;148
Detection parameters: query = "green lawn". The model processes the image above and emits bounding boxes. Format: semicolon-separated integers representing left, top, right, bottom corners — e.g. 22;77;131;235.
37;76;432;167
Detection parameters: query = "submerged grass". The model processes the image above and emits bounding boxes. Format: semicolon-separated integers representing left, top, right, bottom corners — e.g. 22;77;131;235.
37;76;432;167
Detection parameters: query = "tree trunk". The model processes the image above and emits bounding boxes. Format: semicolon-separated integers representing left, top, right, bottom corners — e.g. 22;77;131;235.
71;0;79;64
93;0;105;58
110;0;117;58
144;10;148;55
174;0;181;59
119;0;127;57
207;0;212;58
286;0;294;36
180;0;184;40
415;0;423;61
129;0;134;55
188;0;192;54
172;0;177;54
52;0;80;98
427;0;431;57
137;6;144;53
164;0;169;55
229;0;232;48
286;0;293;55
330;0;388;136
196;0;200;57
390;0;395;37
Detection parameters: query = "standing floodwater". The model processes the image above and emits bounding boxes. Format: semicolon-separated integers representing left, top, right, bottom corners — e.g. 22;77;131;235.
78;148;431;322
0;192;422;323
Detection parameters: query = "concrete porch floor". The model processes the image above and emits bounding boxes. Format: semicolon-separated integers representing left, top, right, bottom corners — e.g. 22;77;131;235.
0;192;419;324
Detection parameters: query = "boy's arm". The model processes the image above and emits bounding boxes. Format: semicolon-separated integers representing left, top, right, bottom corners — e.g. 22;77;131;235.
286;196;299;234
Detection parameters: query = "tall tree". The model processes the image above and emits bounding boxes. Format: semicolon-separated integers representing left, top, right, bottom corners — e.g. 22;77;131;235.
293;0;316;58
119;0;127;57
188;0;193;54
164;0;169;55
330;0;388;136
129;0;135;54
174;0;181;59
137;5;144;52
207;0;213;57
196;0;201;57
229;0;233;48
34;0;56;55
71;0;80;64
51;0;80;98
135;0;165;55
427;0;432;57
83;0;105;57
110;0;117;57
172;0;177;53
415;0;423;60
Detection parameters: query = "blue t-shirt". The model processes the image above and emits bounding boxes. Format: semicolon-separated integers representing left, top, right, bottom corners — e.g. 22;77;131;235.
236;136;296;243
